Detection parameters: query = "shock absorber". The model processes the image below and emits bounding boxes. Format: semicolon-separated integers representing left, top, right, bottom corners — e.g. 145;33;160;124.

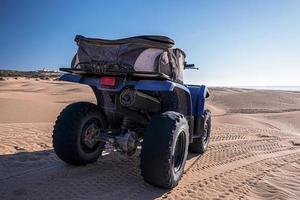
121;117;134;131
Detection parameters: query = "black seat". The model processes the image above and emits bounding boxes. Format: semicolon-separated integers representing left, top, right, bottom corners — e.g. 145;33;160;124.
75;35;175;48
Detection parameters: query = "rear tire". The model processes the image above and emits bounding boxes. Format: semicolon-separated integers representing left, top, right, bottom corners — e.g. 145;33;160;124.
140;111;189;188
189;110;211;154
53;102;107;166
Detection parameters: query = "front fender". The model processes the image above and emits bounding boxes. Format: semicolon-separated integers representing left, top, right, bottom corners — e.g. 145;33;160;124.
187;85;209;116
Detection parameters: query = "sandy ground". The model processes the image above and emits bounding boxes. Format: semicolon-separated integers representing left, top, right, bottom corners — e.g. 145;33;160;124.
0;79;299;200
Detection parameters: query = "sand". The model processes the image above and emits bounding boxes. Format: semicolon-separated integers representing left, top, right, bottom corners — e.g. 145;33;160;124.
0;79;299;200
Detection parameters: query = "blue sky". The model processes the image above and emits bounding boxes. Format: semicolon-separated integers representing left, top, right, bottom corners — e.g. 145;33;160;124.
0;0;299;86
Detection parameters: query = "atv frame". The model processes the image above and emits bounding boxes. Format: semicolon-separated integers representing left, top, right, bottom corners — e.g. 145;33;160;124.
60;67;209;140
53;66;211;188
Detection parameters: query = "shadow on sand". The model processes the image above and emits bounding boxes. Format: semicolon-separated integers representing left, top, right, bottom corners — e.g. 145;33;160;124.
0;149;199;200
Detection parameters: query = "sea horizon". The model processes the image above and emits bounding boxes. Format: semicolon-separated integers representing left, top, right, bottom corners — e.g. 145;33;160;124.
232;86;300;92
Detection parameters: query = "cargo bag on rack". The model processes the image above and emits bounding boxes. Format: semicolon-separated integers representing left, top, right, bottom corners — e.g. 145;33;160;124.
71;35;186;83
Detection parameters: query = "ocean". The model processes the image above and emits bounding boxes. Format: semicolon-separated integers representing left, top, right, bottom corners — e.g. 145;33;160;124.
239;86;300;92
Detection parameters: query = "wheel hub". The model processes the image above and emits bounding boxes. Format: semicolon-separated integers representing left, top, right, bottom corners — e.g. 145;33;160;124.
82;123;99;148
173;131;186;173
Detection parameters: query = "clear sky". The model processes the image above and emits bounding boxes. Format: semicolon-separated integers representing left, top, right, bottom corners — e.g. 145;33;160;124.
0;0;299;86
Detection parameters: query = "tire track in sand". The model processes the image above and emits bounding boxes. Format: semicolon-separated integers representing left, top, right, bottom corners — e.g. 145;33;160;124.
0;123;299;200
162;151;300;200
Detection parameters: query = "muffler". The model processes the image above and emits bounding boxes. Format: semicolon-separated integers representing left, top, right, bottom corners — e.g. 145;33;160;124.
119;89;161;112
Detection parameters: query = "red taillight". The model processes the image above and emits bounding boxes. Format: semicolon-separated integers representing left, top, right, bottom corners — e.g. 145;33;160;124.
100;77;117;87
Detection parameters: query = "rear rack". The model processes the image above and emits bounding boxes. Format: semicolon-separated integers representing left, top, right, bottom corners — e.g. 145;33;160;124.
59;68;171;81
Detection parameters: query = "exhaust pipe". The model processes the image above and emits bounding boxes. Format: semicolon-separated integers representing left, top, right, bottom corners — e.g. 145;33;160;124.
119;89;161;113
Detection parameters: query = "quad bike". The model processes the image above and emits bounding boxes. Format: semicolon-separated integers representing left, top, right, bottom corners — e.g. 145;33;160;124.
53;35;211;188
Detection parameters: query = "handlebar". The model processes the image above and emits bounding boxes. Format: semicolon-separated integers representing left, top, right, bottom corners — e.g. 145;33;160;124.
184;62;199;70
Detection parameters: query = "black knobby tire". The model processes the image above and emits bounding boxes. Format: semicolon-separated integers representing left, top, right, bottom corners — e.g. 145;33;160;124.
189;110;211;154
140;111;189;188
53;102;107;166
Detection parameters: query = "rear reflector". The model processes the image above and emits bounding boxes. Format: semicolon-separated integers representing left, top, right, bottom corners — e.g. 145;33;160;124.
100;77;117;87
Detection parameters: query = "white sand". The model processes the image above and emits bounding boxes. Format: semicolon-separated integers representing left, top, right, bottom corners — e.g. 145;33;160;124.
0;79;299;199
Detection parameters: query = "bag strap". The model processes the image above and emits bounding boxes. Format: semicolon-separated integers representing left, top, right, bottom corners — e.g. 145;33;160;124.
167;49;177;80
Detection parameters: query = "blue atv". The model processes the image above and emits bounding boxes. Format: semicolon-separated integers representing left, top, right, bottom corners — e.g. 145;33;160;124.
53;35;211;188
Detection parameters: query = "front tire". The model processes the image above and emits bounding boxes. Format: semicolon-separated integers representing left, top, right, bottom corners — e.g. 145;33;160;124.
53;102;107;166
189;110;211;154
140;111;189;188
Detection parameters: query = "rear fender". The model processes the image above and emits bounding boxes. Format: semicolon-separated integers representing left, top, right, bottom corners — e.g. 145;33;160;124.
59;74;125;91
59;73;190;93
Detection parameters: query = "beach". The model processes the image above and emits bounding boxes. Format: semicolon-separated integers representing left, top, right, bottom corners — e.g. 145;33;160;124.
0;78;299;199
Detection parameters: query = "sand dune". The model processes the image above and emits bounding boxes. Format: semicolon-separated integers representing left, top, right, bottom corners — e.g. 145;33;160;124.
209;87;300;114
0;79;299;199
0;78;95;123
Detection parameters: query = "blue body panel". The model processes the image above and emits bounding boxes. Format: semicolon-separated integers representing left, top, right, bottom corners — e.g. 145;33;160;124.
60;74;207;117
60;74;190;93
187;85;209;117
